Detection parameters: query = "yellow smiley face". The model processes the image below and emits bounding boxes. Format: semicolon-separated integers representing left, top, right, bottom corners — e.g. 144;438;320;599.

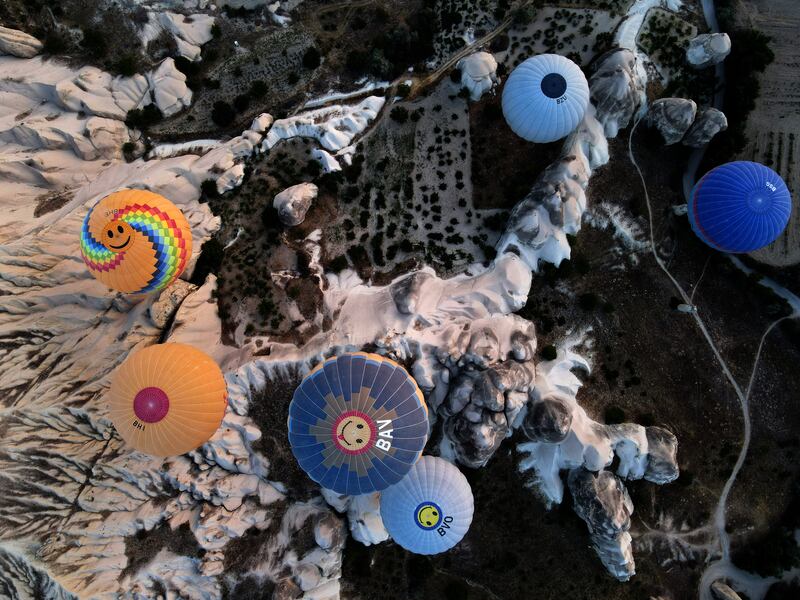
334;414;372;452
415;502;442;530
102;220;135;253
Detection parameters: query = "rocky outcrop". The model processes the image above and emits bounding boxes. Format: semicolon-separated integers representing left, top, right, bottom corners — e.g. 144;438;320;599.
148;58;193;117
390;271;434;315
568;468;635;581
521;394;572;443
643;426;680;484
648;98;697;145
589;48;647;139
682;107;728;147
711;581;744;600
457;51;498;101
84;117;129;160
687;33;732;69
216;164;245;195
0;26;42;58
273;182;318;226
250;113;274;133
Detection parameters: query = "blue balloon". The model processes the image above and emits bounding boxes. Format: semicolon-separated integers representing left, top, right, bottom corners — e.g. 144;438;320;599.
288;353;429;496
380;456;474;555
502;54;590;143
689;161;792;253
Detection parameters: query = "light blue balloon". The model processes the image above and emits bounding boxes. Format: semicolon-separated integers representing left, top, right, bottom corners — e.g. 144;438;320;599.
502;54;590;143
379;456;474;555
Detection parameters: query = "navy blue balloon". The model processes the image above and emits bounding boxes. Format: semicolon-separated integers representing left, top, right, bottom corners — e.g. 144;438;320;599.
288;353;429;496
689;161;792;253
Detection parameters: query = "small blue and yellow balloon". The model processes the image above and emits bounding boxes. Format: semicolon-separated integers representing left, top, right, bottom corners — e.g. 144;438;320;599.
80;189;192;294
380;456;474;555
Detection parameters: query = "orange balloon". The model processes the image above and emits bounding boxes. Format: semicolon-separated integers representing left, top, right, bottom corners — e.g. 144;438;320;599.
80;189;192;294
108;343;228;457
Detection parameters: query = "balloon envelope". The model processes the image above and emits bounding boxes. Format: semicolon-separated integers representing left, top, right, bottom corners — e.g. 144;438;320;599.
380;456;474;555
80;189;192;294
689;161;792;253
288;353;429;496
502;53;590;143
108;343;227;456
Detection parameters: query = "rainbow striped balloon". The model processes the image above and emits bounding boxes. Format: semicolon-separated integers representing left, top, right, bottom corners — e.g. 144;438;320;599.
80;189;192;294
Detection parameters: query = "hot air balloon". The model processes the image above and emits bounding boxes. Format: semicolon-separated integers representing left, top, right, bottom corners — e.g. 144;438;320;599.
379;456;474;555
108;343;227;457
689;161;792;253
288;353;429;496
80;189;192;294
502;53;590;143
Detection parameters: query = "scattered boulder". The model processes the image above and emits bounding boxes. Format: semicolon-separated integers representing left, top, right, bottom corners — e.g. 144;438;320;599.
457;51;498;101
687;33;731;69
273;183;318;226
0;25;42;58
589;48;647;138
568;468;635;581
682;107;728;148
648;98;697;145
521;394;573;443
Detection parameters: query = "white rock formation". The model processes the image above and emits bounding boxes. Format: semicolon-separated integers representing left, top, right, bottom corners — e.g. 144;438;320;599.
0;25;42;58
687;33;732;69
216;163;246;194
250;112;274;133
682;107;728;148
142;12;216;61
274;182;318;226
263;96;385;153
457;51;498;101
648;97;697;145
320;489;389;545
147;58;193;117
589;49;648;139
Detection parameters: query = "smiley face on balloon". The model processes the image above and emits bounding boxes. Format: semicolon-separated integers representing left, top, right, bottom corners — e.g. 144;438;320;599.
103;220;136;252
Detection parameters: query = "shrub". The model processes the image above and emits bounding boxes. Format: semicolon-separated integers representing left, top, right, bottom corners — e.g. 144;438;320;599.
211;101;236;127
390;106;408;123
81;27;108;58
211;23;222;39
114;54;141;77
604;406;626;425
328;254;349;272
190;238;224;285
541;345;558;361
303;47;321;69
579;292;599;311
125;104;163;130
249;80;268;97
288;72;300;85
200;179;219;200
233;94;250;112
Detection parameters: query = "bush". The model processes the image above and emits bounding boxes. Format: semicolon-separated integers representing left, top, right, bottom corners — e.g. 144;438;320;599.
114;54;141;77
579;292;599;311
303;47;321;69
604;406;626;425
233;94;250;112
190;238;224;285
249;80;268;97
211;101;236;127
328;255;349;272
390;106;409;123
211;23;222;39
81;27;108;58
540;345;558;361
288;72;300;85
125;104;163;130
200;179;219;200
396;83;411;97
